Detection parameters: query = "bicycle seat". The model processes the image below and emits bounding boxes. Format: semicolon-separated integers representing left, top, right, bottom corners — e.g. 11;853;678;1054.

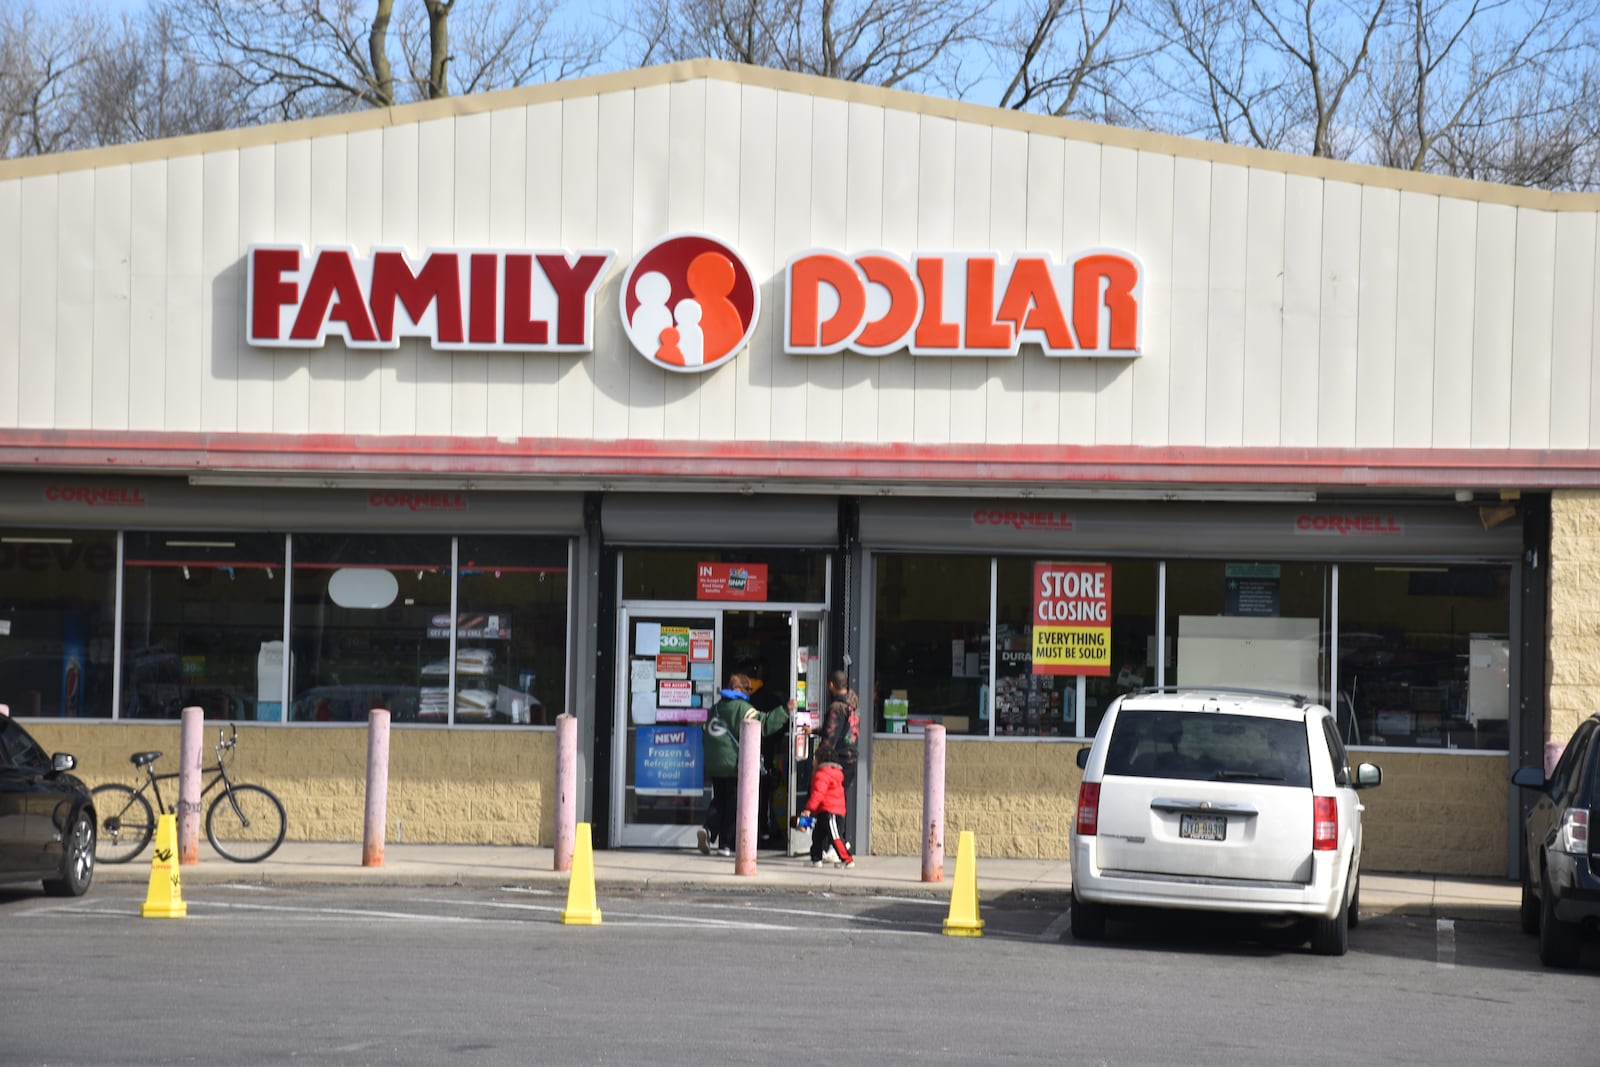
131;751;162;768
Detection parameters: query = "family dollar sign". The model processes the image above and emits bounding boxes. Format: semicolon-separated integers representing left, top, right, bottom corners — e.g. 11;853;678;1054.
1032;563;1112;676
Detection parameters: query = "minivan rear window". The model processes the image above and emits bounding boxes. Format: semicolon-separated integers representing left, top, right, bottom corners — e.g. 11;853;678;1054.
1104;710;1311;787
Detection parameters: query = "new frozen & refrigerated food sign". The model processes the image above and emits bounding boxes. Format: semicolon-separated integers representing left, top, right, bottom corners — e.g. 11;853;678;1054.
245;235;1143;364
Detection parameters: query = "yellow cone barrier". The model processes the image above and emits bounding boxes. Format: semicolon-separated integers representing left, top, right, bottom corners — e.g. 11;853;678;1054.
560;822;602;926
942;829;984;937
141;813;188;919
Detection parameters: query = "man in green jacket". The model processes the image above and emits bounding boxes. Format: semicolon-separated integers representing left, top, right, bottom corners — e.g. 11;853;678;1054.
699;672;790;856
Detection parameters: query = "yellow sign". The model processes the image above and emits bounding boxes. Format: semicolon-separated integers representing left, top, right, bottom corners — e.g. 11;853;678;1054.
1031;563;1112;676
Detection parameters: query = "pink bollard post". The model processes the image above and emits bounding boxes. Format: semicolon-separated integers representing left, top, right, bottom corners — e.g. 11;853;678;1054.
734;718;760;876
178;707;204;865
363;709;391;867
922;724;946;883
1545;740;1565;779
554;713;577;871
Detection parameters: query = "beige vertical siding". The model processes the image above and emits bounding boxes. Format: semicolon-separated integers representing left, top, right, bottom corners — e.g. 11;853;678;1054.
0;64;1591;457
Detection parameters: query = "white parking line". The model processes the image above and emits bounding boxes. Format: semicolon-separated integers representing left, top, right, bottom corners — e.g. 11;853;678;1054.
1038;910;1074;942
1436;918;1456;969
195;900;520;923
420;895;931;932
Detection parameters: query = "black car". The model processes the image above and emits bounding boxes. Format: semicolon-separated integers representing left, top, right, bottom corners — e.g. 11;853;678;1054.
0;715;95;896
1512;712;1600;968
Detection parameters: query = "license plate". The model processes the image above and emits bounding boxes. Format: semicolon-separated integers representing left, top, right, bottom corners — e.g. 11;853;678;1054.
1180;813;1227;841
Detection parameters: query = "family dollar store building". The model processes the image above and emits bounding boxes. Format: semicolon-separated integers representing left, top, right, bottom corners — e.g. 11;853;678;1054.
4;59;1597;879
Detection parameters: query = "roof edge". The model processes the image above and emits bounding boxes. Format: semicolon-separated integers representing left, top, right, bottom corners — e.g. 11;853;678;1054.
0;58;1593;213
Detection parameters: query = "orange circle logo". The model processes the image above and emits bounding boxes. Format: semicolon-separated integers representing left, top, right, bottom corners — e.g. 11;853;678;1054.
620;233;759;373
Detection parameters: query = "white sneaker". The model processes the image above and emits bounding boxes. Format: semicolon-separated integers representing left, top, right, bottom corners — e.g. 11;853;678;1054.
696;829;711;855
717;846;734;857
809;859;825;867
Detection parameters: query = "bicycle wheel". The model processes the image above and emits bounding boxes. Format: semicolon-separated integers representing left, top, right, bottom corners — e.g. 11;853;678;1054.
90;784;154;864
206;784;286;863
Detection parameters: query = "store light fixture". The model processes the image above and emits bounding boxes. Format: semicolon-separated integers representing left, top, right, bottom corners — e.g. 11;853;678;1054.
2;535;72;544
167;539;236;549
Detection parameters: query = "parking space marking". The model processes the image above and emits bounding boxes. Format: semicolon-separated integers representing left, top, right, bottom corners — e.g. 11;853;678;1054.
422;895;939;933
1436;918;1456;969
1038;910;1073;942
196;900;519;923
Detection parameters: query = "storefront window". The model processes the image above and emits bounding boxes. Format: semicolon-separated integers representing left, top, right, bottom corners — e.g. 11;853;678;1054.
1165;560;1331;706
871;551;1513;754
121;532;287;720
290;534;451;723
1337;564;1511;751
993;558;1159;738
0;530;117;718
621;548;828;604
453;536;569;724
873;555;990;735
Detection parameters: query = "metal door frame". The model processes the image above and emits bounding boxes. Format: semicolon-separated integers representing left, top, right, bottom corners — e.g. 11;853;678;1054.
610;600;827;849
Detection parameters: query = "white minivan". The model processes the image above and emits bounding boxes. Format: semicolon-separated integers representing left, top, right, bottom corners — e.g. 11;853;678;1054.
1070;687;1382;955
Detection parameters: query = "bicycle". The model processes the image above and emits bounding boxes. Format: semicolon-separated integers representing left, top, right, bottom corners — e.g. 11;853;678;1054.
91;725;287;864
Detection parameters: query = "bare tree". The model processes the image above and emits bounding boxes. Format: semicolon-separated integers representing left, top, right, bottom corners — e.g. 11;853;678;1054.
986;0;1162;121
157;0;604;124
397;0;602;96
628;0;987;93
1361;0;1600;186
4;0;1599;192
1140;0;1390;156
0;4;98;157
77;10;252;148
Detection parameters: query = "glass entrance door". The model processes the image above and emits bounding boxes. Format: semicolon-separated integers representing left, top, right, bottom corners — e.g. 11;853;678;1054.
785;612;825;857
611;606;826;849
614;608;719;847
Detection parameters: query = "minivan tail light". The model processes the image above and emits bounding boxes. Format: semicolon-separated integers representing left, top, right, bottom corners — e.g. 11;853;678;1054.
1076;782;1100;836
1313;796;1338;851
1556;808;1589;854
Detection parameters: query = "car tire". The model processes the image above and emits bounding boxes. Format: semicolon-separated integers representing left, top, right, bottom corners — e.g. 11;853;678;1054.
1519;857;1540;936
1070;889;1106;941
1347;872;1361;929
1538;866;1582;968
43;808;95;898
1310;880;1351;956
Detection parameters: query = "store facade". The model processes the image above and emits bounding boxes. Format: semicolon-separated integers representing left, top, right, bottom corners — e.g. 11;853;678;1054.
2;60;1597;877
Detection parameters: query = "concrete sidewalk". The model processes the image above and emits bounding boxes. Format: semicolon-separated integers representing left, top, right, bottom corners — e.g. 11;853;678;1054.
93;841;1523;922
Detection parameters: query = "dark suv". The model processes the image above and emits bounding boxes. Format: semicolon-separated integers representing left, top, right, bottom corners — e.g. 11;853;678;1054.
0;715;95;897
1512;712;1600;968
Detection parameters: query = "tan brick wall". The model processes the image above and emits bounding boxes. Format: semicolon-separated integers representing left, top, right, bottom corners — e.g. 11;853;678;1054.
1354;752;1507;876
868;737;1509;876
1549;489;1600;745
26;722;556;845
869;738;1085;859
25;719;1509;873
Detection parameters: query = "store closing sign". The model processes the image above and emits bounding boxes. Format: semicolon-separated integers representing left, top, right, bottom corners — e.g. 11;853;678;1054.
1032;563;1112;676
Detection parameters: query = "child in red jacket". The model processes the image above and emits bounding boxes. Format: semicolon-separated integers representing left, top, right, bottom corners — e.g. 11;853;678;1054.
799;760;854;868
